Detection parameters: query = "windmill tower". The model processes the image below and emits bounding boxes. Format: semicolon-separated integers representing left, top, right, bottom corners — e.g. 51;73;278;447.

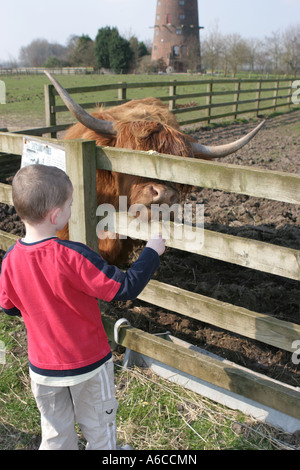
151;0;203;72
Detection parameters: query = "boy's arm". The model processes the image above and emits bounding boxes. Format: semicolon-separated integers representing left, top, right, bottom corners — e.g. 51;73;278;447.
0;286;21;317
0;244;21;317
112;246;160;301
112;235;165;301
71;236;165;302
0;276;21;316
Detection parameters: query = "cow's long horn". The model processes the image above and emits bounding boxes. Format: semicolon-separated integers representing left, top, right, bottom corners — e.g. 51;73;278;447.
192;120;265;158
44;71;116;136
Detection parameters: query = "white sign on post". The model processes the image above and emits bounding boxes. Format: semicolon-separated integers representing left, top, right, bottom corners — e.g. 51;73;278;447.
22;137;66;172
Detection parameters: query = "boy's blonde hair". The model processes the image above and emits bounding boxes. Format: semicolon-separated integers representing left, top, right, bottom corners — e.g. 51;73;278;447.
12;164;73;223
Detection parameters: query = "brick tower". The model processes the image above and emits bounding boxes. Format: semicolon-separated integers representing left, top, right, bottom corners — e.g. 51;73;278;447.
151;0;203;72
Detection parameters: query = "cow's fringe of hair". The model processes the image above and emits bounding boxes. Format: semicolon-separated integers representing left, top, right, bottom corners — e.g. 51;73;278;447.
114;120;194;158
64;97;195;155
96;97;180;129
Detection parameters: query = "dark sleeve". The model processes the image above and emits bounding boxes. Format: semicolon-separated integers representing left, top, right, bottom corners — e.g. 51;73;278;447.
1;306;22;317
112;247;160;301
58;240;160;303
0;245;21;316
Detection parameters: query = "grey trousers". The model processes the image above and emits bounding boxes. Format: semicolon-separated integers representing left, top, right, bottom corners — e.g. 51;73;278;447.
31;360;118;450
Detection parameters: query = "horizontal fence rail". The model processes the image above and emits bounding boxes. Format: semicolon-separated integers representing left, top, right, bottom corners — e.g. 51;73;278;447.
102;316;300;421
0;131;299;421
0;67;94;75
112;212;300;281
44;77;297;129
96;147;300;205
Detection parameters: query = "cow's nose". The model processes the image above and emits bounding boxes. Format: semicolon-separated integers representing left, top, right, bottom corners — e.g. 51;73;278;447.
150;185;178;205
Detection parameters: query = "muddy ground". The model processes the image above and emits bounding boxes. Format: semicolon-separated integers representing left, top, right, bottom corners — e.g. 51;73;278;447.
0;110;299;388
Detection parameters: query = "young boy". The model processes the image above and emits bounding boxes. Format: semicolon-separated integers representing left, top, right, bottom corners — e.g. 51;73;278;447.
0;164;165;450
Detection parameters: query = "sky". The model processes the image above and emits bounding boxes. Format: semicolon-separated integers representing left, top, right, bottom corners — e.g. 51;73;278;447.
0;0;300;63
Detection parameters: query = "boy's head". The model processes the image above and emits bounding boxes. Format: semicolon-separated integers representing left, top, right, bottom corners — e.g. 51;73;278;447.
12;164;73;224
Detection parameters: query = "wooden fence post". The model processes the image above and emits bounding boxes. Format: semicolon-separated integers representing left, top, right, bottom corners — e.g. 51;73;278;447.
233;79;241;120
118;82;127;103
44;84;57;138
206;81;213;124
64;140;99;252
273;80;279;112
256;79;262;116
288;79;293;110
169;80;177;111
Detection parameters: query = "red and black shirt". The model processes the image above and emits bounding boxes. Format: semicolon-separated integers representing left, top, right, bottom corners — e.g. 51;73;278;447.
0;238;159;378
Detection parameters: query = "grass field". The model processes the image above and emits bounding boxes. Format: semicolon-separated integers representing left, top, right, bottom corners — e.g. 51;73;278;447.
0;314;296;451
0;72;299;451
0;72;297;130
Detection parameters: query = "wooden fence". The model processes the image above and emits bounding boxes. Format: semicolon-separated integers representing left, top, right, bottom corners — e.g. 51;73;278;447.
44;77;297;130
0;67;94;75
0;129;300;423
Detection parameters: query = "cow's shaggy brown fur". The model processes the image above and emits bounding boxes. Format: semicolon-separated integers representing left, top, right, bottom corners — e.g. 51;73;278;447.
60;98;196;264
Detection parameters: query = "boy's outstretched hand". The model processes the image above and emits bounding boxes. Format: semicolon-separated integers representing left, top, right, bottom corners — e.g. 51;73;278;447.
146;235;166;256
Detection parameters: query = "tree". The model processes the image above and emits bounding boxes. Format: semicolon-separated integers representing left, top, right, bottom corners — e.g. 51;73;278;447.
128;36;149;71
224;34;249;76
246;38;264;74
95;27;113;69
264;31;283;74
95;27;133;73
282;25;300;75
44;56;63;68
19;39;67;66
156;57;167;73
109;33;133;74
202;22;225;74
65;35;79;63
71;35;97;67
254;39;268;73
